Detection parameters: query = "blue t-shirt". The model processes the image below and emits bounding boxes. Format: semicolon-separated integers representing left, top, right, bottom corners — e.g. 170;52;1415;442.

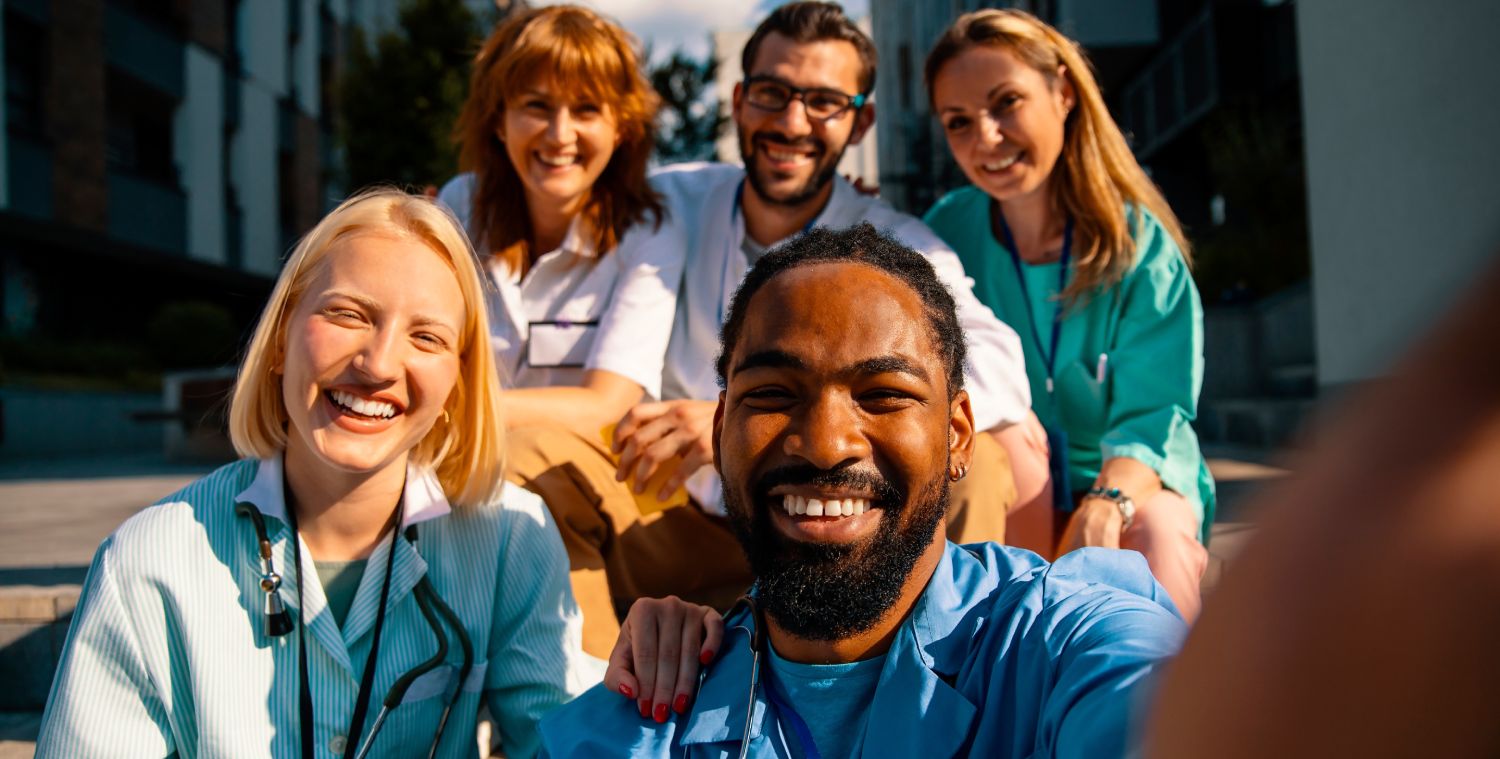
767;646;886;758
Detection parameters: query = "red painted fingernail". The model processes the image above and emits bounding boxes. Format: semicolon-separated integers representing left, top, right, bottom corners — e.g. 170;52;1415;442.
638;698;650;718
699;649;714;665
674;694;689;714
653;703;669;723
619;683;634;699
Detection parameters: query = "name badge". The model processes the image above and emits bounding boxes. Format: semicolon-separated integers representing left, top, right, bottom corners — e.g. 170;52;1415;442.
526;320;599;369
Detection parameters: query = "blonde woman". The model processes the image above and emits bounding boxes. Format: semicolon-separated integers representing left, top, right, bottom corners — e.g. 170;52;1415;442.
922;9;1213;620
35;190;705;758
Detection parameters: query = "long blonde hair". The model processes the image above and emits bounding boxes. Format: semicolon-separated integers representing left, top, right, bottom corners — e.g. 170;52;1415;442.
925;8;1190;303
229;188;508;508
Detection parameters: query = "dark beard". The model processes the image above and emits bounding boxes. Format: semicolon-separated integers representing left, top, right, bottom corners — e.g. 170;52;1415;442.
739;132;845;208
723;463;948;642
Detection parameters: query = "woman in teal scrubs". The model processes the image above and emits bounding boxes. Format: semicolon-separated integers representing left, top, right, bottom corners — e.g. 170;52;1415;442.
922;9;1213;620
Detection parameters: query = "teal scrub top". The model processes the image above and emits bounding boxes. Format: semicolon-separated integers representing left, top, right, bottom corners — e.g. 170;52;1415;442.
924;186;1215;540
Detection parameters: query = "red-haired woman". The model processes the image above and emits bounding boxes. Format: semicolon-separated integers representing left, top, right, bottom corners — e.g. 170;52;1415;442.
441;5;683;436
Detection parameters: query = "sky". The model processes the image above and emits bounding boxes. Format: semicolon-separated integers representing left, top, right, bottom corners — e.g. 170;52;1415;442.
530;0;871;62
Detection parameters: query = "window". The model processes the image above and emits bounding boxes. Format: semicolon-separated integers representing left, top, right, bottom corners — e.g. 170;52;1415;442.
105;69;179;185
5;11;48;138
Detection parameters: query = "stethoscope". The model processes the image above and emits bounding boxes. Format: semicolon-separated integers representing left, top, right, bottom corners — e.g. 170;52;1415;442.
726;595;822;759
236;494;474;759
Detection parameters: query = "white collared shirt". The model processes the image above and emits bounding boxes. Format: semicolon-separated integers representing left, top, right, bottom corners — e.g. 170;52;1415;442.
438;174;685;398
646;162;1032;513
36;455;594;758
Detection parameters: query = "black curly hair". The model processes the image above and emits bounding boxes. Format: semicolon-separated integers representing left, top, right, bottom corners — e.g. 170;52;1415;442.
716;223;967;396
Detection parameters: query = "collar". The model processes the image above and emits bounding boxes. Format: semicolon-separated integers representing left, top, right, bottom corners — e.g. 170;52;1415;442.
732;169;857;248
234;451;452;530
678;543;1007;753
556;213;597;259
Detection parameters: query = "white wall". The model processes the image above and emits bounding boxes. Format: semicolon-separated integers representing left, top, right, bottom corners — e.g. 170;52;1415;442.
233;84;281;276
175;45;226;265
293;0;321;117
1298;0;1500;386
241;0;290;100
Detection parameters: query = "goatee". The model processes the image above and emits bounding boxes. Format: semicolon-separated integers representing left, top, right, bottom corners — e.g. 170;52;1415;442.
723;463;948;641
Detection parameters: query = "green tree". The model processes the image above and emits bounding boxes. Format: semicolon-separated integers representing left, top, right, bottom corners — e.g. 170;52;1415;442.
337;0;483;191
650;50;726;163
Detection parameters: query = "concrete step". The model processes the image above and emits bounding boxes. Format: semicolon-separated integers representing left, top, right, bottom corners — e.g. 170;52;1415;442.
0;711;41;758
1199;397;1317;448
0;585;79;713
1266;362;1317;398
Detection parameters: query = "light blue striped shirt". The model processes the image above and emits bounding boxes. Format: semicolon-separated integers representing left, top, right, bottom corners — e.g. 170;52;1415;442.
36;456;594;758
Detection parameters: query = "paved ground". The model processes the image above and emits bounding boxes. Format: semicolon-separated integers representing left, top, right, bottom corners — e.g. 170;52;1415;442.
0;447;1288;754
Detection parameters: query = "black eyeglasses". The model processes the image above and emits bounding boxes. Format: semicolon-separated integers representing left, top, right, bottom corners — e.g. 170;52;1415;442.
743;75;867;121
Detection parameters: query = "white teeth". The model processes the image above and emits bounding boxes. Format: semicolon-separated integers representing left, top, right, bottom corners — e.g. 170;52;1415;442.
330;389;396;419
982;153;1021;172
779;495;871;518
537;153;577;167
765;147;807;162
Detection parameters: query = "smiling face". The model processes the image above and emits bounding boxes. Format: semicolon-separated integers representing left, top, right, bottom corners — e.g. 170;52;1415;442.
499;79;621;219
932;44;1074;205
715;261;971;640
734;33;874;208
278;233;466;483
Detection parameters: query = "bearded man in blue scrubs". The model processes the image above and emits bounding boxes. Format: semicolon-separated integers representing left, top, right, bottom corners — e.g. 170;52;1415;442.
540;224;1185;758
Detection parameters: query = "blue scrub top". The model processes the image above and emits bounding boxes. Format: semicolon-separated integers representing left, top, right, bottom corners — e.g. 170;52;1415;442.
539;542;1185;758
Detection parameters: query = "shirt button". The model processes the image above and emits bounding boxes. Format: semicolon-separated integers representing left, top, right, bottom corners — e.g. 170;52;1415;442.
328;735;347;754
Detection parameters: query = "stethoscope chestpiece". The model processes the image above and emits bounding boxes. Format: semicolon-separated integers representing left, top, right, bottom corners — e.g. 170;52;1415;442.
237;504;296;638
263;576;295;637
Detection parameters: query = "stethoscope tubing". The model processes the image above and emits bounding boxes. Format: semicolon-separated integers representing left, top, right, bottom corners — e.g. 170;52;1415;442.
237;503;475;759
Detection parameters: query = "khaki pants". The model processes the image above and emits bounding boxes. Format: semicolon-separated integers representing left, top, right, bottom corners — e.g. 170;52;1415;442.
507;425;1016;658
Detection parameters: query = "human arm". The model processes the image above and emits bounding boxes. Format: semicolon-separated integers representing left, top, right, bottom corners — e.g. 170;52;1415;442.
484;494;591;759
1078;216;1203;544
1145;260;1500;758
612;399;718;502
35;536;175;757
504;370;647;435
1057;456;1163;552
603;596;724;722
1032;551;1184;758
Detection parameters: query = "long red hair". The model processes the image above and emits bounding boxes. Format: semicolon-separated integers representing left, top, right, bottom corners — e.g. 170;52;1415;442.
455;5;662;276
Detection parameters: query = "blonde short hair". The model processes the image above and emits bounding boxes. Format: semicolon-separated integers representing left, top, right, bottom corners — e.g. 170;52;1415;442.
229;188;507;508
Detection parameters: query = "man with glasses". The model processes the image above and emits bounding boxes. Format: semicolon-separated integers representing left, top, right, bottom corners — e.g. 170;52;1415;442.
508;1;1031;673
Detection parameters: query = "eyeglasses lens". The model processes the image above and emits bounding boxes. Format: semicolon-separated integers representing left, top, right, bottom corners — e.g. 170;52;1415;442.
747;81;853;120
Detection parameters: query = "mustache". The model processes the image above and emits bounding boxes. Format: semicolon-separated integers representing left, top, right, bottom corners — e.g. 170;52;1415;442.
752;463;902;508
754;132;824;154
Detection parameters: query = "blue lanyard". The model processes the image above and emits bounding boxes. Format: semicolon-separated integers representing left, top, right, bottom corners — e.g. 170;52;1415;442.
996;209;1072;395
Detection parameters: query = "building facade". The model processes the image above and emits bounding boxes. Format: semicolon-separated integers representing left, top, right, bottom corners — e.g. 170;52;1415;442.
0;0;470;358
